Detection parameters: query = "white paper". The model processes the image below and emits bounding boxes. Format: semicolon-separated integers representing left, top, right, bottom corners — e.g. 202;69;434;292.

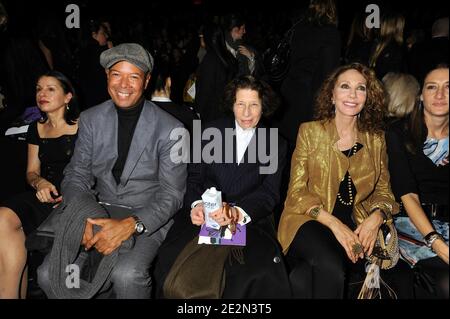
187;82;196;99
5;125;29;136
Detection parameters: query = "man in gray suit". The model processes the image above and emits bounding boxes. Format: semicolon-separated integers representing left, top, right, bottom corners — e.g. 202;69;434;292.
41;43;187;298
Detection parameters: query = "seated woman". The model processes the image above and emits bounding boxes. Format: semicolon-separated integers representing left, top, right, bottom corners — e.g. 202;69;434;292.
153;75;291;299
0;71;79;298
386;64;449;298
278;63;412;299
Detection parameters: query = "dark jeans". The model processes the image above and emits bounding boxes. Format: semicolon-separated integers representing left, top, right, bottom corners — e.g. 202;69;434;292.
287;220;414;299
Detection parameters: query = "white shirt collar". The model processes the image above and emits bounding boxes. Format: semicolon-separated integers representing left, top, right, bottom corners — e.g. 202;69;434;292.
235;120;256;164
226;41;237;57
235;120;256;135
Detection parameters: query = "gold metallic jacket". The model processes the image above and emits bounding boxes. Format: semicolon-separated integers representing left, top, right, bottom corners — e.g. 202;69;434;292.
278;119;399;254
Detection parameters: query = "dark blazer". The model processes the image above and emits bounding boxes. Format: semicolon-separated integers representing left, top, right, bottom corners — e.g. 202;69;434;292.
154;117;292;298
62;100;187;239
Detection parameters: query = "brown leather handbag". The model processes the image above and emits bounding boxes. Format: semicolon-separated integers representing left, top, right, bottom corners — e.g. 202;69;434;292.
163;204;243;299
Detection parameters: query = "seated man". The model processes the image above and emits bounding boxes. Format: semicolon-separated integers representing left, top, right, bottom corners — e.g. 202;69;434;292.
38;43;187;299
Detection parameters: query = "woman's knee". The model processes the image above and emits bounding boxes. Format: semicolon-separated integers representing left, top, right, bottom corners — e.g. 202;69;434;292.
288;221;344;268
287;221;346;290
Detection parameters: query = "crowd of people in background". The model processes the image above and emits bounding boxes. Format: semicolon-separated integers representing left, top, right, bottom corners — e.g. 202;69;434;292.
0;0;448;300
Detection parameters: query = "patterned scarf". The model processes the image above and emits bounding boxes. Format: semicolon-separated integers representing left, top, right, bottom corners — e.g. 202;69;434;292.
423;136;449;166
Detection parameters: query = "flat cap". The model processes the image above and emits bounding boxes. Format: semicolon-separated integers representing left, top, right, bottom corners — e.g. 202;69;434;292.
100;43;154;73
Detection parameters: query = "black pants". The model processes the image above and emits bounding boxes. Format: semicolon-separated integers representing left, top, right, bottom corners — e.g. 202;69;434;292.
414;256;449;299
287;221;414;298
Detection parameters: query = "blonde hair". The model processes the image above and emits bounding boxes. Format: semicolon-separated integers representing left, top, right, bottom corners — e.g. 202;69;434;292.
369;13;405;68
382;72;420;118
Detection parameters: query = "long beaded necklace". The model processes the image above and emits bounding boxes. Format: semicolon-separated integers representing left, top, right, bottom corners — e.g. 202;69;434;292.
337;143;358;206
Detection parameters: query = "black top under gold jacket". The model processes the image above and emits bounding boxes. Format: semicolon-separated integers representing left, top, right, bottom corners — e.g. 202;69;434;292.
278;119;399;254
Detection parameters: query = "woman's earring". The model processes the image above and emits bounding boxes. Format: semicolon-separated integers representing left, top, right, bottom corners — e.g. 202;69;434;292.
66;104;69;111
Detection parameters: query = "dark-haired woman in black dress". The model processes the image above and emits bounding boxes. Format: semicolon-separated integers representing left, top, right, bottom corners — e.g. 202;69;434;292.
0;71;79;298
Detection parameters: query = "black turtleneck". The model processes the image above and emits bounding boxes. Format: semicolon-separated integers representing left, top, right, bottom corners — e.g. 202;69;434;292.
112;98;145;184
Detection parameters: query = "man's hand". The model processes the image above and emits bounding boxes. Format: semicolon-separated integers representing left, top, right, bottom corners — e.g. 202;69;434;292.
85;217;135;255
82;219;94;248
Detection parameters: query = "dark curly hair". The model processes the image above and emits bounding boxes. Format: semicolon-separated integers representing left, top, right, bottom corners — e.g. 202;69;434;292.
222;75;280;118
314;63;387;133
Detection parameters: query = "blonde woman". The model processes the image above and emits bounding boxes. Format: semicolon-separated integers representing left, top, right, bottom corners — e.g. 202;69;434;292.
383;72;420;119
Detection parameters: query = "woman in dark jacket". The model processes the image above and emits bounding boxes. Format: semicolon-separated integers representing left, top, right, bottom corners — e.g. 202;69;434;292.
154;76;291;299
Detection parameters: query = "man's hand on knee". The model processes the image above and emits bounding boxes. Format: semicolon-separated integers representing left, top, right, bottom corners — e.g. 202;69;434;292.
85;217;136;255
82;219;94;248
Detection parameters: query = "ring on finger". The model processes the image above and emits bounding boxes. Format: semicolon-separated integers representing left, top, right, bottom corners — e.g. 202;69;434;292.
352;243;363;255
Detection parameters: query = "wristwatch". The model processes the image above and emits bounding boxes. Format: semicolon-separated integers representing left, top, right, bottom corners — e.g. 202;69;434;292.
424;231;444;248
132;215;146;235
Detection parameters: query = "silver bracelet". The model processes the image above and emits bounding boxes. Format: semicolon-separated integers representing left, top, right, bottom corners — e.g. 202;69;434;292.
424;231;444;249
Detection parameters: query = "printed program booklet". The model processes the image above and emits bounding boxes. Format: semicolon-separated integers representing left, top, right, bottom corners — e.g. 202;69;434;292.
198;223;246;246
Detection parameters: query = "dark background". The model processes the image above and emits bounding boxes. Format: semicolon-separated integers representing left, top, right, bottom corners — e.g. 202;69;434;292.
1;0;447;42
0;0;447;200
